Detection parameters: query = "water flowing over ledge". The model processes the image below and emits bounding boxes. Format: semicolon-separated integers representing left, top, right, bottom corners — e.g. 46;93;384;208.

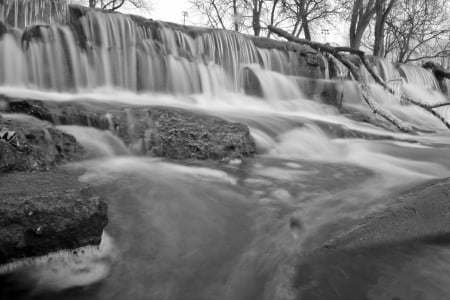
0;2;325;94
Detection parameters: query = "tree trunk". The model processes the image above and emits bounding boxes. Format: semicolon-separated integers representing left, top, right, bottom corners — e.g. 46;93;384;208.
89;0;96;7
349;0;376;50
373;1;385;56
299;0;311;40
233;0;239;32
252;0;262;36
267;0;279;38
350;28;364;49
302;14;311;40
373;0;396;56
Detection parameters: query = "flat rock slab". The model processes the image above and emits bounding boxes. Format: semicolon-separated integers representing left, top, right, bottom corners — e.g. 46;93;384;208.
0;169;108;264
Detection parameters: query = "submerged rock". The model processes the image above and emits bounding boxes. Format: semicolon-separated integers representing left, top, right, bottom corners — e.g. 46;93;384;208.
0;170;108;264
0;114;83;172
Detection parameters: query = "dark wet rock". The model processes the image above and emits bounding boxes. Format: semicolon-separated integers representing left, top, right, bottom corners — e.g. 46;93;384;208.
0;170;108;264
2;97;111;129
2;98;54;123
0;96;256;161
0;114;83;172
423;61;450;95
21;25;44;49
0;21;7;39
117;107;256;160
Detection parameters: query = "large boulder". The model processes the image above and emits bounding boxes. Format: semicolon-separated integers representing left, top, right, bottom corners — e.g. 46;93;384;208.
0;170;108;264
0;114;84;172
118;107;256;160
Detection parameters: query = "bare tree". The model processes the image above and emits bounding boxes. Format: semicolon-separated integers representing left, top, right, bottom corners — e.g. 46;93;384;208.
384;0;450;63
71;0;151;12
189;0;244;31
281;0;342;40
189;0;285;36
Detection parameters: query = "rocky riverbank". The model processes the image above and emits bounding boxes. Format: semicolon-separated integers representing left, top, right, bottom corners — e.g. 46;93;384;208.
0;95;257;263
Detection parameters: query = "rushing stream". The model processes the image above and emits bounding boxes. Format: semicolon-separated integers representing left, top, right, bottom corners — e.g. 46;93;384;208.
1;1;450;300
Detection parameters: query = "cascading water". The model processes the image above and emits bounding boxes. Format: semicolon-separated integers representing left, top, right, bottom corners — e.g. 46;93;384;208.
2;1;450;300
399;63;441;90
0;0;67;28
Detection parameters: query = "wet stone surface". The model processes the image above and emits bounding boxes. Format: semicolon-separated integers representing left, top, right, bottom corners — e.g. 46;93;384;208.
0;170;108;264
0;114;84;172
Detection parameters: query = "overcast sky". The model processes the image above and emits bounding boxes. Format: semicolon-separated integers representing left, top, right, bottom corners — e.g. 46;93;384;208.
152;0;190;23
121;0;190;24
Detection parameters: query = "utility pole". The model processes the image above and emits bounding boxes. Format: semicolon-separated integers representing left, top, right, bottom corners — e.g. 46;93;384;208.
321;29;329;43
182;11;188;25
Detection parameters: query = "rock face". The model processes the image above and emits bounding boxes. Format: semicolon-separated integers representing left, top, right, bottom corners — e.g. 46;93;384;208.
1;96;256;161
120;107;256;160
0;114;84;172
0;170;108;264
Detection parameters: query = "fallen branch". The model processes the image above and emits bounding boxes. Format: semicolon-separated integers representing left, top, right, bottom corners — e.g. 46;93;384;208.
269;26;450;131
351;48;450;129
268;26;413;133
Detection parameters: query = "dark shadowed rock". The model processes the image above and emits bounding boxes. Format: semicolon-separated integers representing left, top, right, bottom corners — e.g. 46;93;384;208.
0;114;84;172
0;170;108;264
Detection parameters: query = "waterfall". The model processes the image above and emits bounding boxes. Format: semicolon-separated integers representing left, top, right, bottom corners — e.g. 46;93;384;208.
0;3;331;96
241;65;304;100
0;0;68;28
0;4;270;93
399;63;440;90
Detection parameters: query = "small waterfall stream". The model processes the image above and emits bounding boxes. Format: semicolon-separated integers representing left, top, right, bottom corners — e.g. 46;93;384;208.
1;1;450;300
